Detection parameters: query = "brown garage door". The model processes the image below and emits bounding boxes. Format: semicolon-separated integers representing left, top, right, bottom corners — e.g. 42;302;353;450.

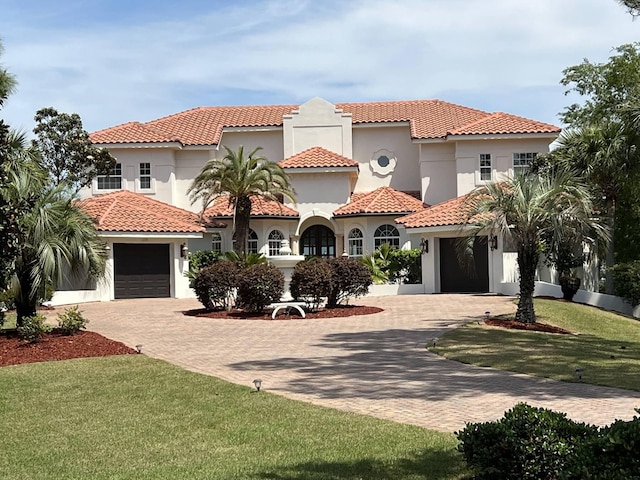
114;243;170;299
439;237;489;293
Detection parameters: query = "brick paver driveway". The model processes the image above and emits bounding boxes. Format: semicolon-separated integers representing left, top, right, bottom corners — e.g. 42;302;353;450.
80;294;640;432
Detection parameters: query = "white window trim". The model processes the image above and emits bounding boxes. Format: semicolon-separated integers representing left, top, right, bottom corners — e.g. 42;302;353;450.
348;227;364;257
477;153;492;184
135;162;155;193
373;224;400;249
513;152;537;176
267;229;285;257
94;163;124;193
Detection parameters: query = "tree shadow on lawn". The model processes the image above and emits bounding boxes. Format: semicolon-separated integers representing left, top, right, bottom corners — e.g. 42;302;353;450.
228;327;640;402
256;447;466;480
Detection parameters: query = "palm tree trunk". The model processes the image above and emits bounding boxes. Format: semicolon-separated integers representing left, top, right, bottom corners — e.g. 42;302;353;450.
14;268;37;328
515;242;538;324
233;195;252;256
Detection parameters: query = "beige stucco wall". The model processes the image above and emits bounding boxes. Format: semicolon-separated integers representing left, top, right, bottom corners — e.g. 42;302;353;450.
419;142;457;205
454;138;553;197
352;125;420;194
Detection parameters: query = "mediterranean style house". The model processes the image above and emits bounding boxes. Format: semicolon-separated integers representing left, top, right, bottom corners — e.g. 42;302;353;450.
53;97;561;304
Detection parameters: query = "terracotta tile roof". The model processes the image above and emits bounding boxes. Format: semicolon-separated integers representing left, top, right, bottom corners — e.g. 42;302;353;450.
203;195;299;219
397;192;485;228
90;99;560;146
334;187;427;217
78;191;205;233
448;112;560;136
90;122;181;144
279;147;358;169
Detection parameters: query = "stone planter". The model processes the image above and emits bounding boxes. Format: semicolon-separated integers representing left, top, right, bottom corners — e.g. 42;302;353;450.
559;275;581;302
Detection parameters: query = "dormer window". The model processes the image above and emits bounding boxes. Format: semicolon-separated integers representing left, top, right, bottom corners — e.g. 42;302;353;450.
97;163;122;190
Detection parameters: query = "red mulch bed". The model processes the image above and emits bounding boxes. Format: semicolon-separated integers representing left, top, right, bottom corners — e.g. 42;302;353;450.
184;305;383;320
0;329;137;367
484;318;572;335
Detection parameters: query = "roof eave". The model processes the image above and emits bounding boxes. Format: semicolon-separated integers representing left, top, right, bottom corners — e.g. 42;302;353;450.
283;166;358;173
93;141;184;149
446;132;560;141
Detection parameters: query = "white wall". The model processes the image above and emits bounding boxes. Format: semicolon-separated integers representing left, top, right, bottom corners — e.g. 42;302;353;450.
419;142;457;205
352;125;421;194
454;138;553;197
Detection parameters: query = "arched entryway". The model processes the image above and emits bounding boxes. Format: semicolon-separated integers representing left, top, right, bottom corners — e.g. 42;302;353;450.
300;225;336;258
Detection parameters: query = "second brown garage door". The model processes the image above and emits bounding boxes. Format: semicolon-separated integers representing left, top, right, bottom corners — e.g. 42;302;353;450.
113;243;171;299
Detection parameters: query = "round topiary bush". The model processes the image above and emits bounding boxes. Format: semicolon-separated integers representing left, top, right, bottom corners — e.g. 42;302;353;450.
325;257;372;308
236;263;284;313
290;259;333;310
193;260;240;310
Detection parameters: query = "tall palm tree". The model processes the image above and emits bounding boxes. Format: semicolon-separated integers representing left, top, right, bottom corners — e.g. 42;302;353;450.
463;170;608;324
3;130;107;326
188;145;295;255
553;121;639;292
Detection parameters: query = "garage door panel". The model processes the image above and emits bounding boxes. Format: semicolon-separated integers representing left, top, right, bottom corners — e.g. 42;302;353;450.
114;244;170;299
440;237;489;293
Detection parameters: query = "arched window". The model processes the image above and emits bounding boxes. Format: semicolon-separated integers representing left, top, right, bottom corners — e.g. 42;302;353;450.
248;229;258;255
348;228;364;257
300;225;336;258
211;232;222;253
374;224;400;249
268;230;285;256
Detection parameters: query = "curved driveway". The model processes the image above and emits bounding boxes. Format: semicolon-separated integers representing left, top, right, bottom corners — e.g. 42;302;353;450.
79;295;640;432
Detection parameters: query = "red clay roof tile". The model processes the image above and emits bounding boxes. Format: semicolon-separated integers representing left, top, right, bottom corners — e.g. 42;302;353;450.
203;195;299;219
279;147;358;169
397;193;478;228
78;190;205;233
90;100;560;146
334;187;427;217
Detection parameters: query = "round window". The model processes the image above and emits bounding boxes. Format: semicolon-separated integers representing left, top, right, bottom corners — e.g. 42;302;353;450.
370;149;397;176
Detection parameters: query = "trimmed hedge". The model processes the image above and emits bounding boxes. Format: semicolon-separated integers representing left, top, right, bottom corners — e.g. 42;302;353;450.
290;259;332;310
236;263;284;313
456;402;640;480
326;257;372;308
193;260;240;310
612;260;640;306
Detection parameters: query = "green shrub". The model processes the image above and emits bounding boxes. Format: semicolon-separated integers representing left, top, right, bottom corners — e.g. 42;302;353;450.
0;288;16;311
612;260;640;306
186;250;221;286
193;260;240;310
565;409;640;480
18;314;52;343
326;257;372;308
389;248;422;284
290;259;332;310
456;403;596;480
56;305;89;335
236;263;284;313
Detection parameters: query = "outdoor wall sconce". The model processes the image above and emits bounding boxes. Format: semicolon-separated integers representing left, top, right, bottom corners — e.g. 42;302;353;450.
180;243;189;259
253;379;263;392
489;235;498;251
420;238;429;254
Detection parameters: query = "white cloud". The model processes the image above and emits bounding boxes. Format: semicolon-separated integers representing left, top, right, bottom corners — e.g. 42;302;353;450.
1;0;638;133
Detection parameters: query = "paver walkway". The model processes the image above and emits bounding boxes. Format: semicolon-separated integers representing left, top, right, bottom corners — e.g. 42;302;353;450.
79;294;640;432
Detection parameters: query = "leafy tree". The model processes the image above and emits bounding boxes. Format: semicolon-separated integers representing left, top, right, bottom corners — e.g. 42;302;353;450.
0;39;24;289
32;107;116;191
188;145;295;255
463;171;608;324
4;135;107;325
618;0;640;16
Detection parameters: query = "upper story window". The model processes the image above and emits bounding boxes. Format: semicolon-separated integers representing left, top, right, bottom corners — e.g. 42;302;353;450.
374;224;400;249
268;230;285;256
348;228;364;257
97;163;122;190
139;163;151;189
479;154;492;181
248;229;258;255
513;152;537;176
211;232;223;253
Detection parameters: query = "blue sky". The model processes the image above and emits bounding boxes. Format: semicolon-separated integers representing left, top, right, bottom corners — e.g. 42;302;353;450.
1;0;639;134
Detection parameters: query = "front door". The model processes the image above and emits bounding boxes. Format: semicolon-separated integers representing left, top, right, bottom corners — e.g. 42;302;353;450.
300;225;336;258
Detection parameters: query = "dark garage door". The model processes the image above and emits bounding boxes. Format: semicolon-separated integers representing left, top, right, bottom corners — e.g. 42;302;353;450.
439;237;489;293
114;243;170;299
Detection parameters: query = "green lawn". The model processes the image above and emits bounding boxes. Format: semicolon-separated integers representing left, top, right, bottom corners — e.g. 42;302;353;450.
0;355;465;480
432;299;640;391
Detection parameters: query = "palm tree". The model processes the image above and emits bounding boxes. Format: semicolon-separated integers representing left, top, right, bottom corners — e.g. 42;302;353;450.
463;170;608;324
552;121;639;292
188;145;295;255
3;131;107;326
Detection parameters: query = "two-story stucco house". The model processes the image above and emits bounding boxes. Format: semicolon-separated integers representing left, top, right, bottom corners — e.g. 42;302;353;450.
52;97;561;305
